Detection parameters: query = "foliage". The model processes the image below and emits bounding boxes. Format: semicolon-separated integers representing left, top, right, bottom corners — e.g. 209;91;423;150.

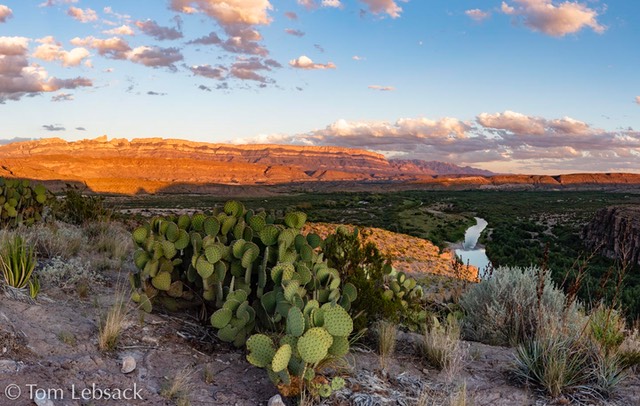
130;201;356;399
421;314;467;383
513;316;629;401
0;178;53;228
323;226;425;332
0;235;39;298
460;266;583;346
55;184;109;225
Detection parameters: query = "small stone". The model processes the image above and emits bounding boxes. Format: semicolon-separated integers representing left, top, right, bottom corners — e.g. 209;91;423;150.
267;394;286;406
34;393;54;406
0;359;17;373
121;355;136;374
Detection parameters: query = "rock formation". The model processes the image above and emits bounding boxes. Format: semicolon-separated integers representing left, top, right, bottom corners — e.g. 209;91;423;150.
583;206;640;266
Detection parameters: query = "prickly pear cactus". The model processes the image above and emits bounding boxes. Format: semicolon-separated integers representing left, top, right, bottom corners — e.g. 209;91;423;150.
0;178;53;227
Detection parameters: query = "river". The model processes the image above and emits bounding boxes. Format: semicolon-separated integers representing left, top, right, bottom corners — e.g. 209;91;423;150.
455;217;492;277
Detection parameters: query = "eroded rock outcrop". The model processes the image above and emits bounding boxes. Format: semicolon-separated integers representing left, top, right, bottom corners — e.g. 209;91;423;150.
583;206;640;266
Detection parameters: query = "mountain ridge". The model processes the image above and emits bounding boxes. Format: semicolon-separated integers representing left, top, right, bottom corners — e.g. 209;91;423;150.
1;136;640;195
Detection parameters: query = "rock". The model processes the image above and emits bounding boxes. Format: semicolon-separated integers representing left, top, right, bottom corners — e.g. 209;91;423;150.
583;206;640;266
267;394;286;406
33;393;54;406
121;355;136;374
0;359;17;373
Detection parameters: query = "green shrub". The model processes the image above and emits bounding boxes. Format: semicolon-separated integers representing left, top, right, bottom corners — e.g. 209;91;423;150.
55;184;109;225
589;303;625;354
513;317;628;400
323;227;424;332
0;235;39;298
460;266;583;346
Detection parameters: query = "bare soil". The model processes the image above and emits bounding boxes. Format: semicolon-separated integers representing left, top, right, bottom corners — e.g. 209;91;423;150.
1;273;639;406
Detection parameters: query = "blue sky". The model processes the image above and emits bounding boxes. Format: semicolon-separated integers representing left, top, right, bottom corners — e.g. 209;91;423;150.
0;0;639;173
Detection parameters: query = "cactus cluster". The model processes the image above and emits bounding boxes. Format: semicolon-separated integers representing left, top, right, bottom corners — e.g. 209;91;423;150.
246;302;351;398
130;201;356;399
0;178;52;227
383;269;427;329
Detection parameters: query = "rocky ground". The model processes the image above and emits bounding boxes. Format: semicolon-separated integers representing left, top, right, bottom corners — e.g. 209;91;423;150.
2;277;639;406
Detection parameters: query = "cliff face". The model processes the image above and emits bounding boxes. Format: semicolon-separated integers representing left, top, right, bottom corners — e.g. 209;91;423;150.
1;136;640;195
583;206;640;266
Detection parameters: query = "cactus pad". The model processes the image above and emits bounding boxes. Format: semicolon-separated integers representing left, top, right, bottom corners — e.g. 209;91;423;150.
343;282;357;302
297;327;333;364
306;233;322;249
331;377;345;391
246;334;276;368
259;225;279;246
203;216;221;236
328;336;350;357
196;256;214;279
204;245;223;264
286;307;305;337
211;308;233;329
284;211;307;229
224;200;244;217
323;305;353;337
271;344;292;373
151;272;172;291
132;227;148;245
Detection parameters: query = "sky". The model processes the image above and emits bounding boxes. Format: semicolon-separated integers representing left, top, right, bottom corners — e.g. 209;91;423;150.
0;0;639;174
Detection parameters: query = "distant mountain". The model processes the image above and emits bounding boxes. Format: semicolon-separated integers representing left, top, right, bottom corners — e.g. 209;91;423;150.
390;159;494;176
1;136;639;194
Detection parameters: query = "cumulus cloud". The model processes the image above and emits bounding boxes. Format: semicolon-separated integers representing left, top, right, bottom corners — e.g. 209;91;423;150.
190;64;226;79
102;25;135;36
71;36;182;70
289;55;336;70
235;111;640;173
368;85;395;91
170;0;272;26
297;0;317;9
71;36;131;59
285;28;305;37
352;55;365;61
0;36;92;103
322;0;342;7
127;46;183;70
360;0;403;18
188;29;268;56
0;5;12;23
51;92;73;102
465;9;490;21
135;20;183;41
67;6;98;23
42;124;65;131
500;0;605;37
32;36;90;67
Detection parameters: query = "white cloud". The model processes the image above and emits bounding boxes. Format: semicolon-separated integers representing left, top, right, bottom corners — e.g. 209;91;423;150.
0;36;92;103
170;0;272;26
465;9;490;22
635;96;640;105
368;85;395;91
297;0;317;10
0;4;12;23
51;92;73;102
102;25;135;36
289;55;336;70
67;6;98;23
234;111;640;173
32;36;90;67
71;36;131;59
39;0;77;7
322;0;342;8
135;20;182;41
360;0;403;18
500;0;605;37
352;55;365;61
127;46;183;70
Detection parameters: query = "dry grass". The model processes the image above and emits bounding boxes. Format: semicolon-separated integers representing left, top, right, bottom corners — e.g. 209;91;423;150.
98;287;129;351
376;320;397;371
161;366;195;406
421;316;467;383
